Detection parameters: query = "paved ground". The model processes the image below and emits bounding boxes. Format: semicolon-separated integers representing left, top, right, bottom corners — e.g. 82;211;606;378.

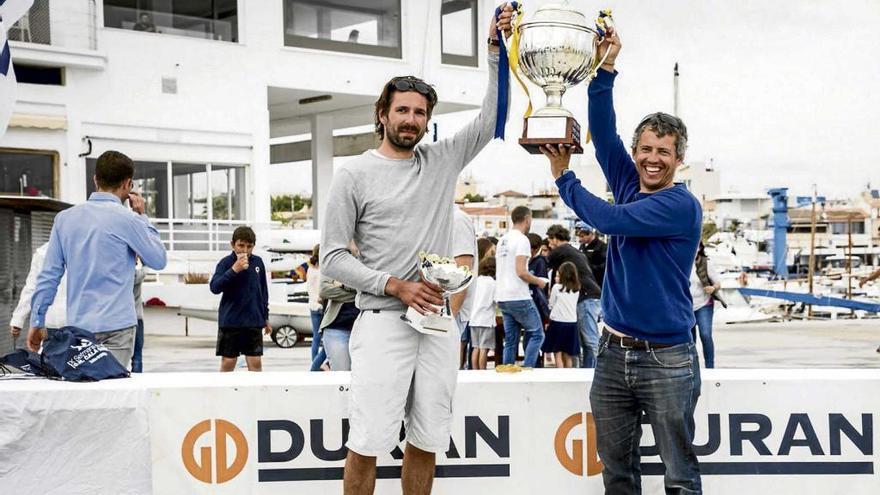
141;314;880;372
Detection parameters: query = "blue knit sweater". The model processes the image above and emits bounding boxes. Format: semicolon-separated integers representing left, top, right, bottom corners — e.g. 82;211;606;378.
555;69;702;344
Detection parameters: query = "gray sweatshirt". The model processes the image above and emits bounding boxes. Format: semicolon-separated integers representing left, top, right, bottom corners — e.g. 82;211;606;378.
321;53;502;311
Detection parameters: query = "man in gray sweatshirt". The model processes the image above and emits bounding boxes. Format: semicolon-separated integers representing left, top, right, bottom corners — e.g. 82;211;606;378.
321;6;513;494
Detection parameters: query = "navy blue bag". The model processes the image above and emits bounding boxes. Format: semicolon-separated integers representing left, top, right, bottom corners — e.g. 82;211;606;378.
0;348;54;377
39;327;130;381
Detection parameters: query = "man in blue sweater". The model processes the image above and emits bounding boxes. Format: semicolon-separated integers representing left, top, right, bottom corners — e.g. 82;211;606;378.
542;27;703;494
210;226;271;372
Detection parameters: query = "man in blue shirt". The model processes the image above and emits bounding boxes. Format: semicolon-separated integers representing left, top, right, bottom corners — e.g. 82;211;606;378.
542;27;703;494
28;150;167;369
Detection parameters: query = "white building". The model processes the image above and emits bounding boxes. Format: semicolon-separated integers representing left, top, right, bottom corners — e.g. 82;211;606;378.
2;0;492;250
708;192;772;230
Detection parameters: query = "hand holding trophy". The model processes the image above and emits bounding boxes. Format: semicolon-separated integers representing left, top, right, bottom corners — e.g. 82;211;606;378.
401;252;474;335
512;4;614;154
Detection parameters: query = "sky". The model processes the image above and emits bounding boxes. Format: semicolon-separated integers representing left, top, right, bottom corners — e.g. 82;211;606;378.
271;0;880;200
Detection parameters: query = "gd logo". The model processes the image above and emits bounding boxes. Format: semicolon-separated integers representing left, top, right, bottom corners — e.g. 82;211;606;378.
182;419;249;483
554;412;604;477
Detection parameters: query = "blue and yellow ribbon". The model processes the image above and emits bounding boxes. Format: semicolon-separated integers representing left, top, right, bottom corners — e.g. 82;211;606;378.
494;2;520;139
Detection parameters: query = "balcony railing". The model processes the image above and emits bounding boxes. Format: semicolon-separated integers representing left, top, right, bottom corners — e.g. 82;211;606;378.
7;0;98;51
102;5;236;42
152;218;280;252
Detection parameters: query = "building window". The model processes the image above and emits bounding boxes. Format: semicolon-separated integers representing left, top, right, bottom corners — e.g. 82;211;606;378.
85;160;244;221
284;0;402;58
0;150;57;198
7;0;51;45
103;0;238;42
12;64;64;86
87;159;169;218
209;165;246;220
830;221;865;235
441;0;478;67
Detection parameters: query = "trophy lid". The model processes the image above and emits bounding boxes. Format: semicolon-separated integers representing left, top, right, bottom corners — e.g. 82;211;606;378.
520;2;590;31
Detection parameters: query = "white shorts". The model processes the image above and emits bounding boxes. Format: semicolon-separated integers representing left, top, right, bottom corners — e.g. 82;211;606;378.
346;309;459;456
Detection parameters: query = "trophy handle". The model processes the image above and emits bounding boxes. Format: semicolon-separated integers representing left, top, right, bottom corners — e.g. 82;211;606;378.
588;33;613;80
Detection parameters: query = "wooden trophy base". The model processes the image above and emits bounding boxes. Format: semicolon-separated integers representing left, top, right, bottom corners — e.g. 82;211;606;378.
519;115;584;155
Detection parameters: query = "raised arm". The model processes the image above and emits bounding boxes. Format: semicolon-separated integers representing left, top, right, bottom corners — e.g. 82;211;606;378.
557;172;700;238
209;256;237;294
427;5;512;170
125;214;167;270
587;28;639;201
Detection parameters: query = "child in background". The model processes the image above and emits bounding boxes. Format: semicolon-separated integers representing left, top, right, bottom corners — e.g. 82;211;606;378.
542;261;580;368
468;256;497;370
209;226;271;372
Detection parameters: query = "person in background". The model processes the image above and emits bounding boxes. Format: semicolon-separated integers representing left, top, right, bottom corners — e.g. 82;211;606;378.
495;206;548;367
542;261;580;368
133;12;157;32
527;232;550;367
307;244;326;371
690;242;723;368
576;223;607;289
540;238;551;259
468;257;497;370
10;243;67;348
209;226;271;372
545;224;602;368
477;237;496;262
28;150;167;368
131;261;146;372
451;207;477;370
319;275;358;371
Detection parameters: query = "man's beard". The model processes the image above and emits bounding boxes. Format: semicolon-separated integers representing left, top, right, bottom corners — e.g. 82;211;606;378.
386;124;425;150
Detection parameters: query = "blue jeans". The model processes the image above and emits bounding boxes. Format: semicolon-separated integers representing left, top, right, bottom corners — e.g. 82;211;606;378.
309;309;326;371
590;332;702;494
131;319;144;373
692;304;715;368
322;328;351;371
498;299;544;367
577;298;601;368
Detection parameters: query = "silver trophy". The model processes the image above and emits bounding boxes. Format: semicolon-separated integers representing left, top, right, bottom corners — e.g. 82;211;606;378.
515;2;611;154
402;252;473;334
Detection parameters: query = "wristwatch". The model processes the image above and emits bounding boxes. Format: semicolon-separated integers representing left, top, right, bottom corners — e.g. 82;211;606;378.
487;37;500;46
557;168;573;179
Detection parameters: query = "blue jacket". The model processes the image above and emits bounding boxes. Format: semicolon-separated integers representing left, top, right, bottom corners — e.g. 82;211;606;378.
210;252;270;328
555;69;701;344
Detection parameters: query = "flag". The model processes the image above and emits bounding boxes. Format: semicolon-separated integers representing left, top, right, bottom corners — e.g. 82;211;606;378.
0;0;35;138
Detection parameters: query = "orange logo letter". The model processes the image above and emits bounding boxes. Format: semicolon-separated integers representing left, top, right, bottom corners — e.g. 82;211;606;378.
554;413;604;477
182;419;248;483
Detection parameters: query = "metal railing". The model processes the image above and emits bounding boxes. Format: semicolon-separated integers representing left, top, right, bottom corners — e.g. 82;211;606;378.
7;0;98;51
151;218;280;252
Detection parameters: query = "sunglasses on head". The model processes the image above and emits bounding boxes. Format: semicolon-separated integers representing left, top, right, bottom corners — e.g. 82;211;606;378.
389;77;437;105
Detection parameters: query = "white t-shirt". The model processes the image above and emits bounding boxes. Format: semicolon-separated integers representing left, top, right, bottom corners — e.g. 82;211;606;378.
494;229;532;302
452;208;478;323
469;275;498;327
689;258;721;311
549;284;579;323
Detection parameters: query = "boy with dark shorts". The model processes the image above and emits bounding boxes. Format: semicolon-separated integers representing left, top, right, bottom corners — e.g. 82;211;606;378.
209;226;271;372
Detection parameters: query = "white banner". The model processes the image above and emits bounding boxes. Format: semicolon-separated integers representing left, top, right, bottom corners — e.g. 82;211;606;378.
150;370;880;494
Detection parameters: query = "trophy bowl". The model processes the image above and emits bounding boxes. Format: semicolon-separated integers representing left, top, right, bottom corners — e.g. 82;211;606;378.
419;252;473;302
517;3;599;117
